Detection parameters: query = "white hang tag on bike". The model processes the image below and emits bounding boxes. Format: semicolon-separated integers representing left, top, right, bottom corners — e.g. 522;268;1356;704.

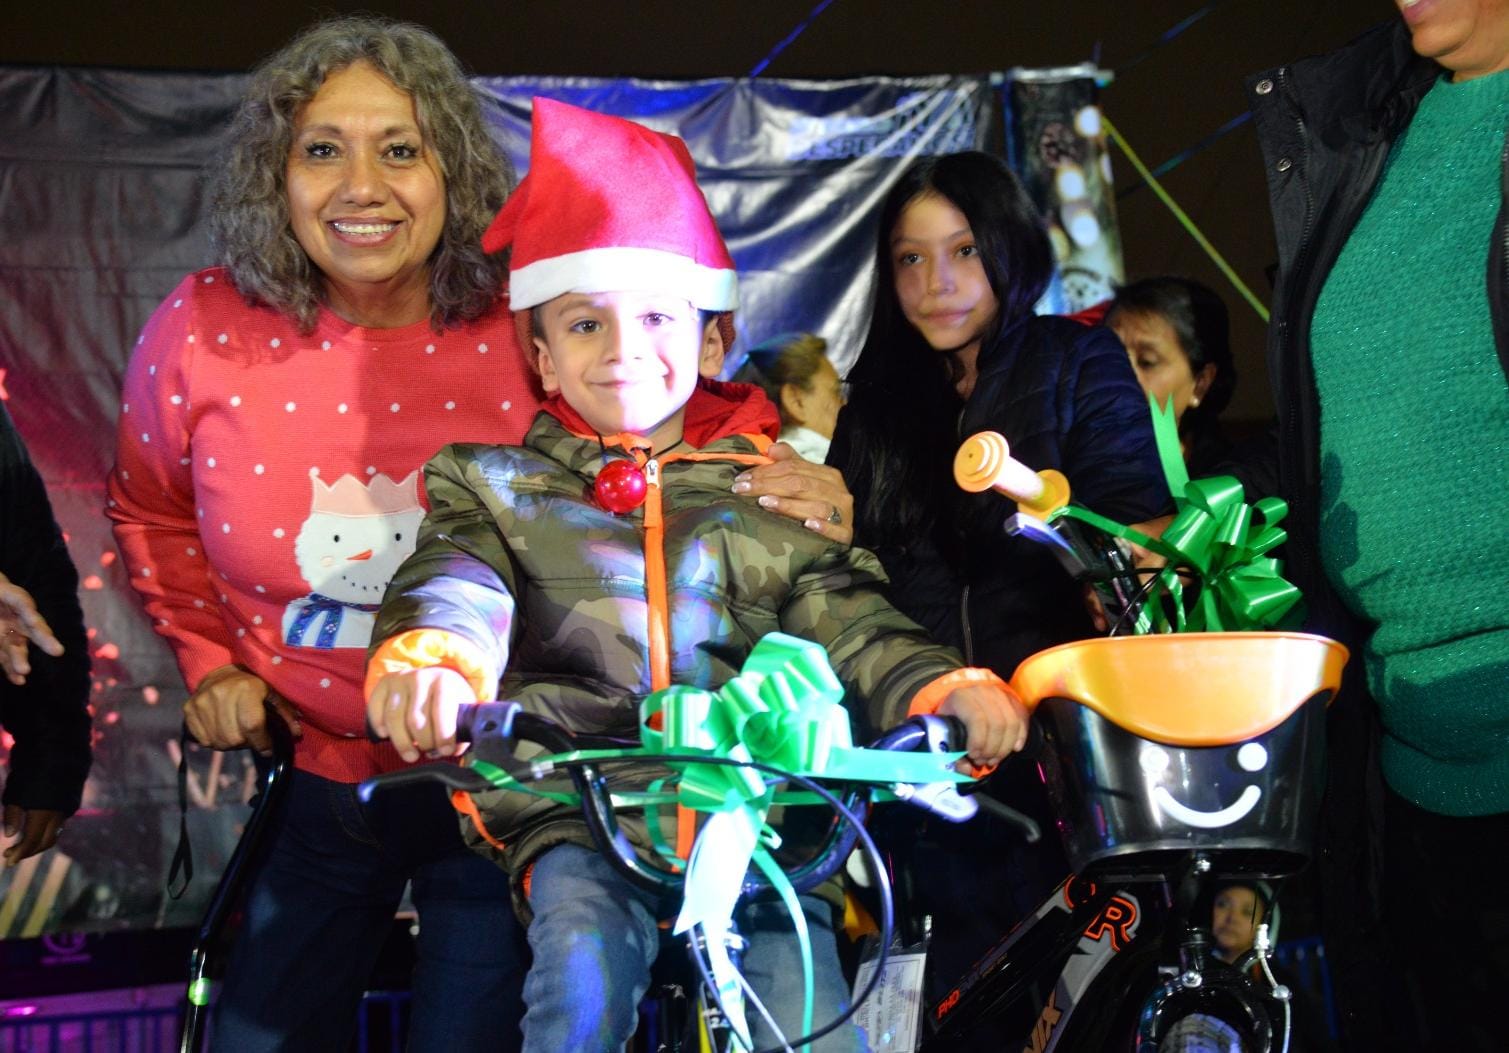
851;945;926;1052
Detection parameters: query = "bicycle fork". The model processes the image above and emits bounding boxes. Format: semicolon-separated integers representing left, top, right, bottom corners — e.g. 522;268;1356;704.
690;924;752;1053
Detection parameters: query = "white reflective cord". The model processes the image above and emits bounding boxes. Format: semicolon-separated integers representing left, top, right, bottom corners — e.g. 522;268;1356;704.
732;967;796;1053
1255;923;1292;1053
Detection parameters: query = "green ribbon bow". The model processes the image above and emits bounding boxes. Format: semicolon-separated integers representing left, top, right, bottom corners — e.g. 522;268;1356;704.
1050;396;1302;633
639;633;958;814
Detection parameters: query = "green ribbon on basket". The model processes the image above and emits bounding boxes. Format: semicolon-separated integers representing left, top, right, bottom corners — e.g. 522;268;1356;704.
1049;396;1302;633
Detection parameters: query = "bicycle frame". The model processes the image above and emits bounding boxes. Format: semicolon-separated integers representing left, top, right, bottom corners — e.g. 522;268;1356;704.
179;701;296;1053
925;873;1147;1047
919;862;1289;1052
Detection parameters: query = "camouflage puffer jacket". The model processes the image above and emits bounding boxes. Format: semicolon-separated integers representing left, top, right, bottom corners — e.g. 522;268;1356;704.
372;399;965;916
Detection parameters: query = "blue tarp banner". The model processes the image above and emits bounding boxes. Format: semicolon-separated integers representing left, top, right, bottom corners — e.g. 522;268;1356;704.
0;68;1114;941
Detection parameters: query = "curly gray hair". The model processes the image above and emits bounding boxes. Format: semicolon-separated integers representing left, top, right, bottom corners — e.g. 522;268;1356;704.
210;15;513;331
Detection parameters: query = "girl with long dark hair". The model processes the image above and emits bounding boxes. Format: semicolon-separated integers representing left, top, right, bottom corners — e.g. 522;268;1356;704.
829;151;1169;999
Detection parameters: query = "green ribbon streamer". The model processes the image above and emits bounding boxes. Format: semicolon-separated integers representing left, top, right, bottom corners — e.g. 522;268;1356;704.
1151;395;1190;500
1047;395;1301;632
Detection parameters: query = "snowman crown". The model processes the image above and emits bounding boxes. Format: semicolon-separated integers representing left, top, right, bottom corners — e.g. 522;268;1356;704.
308;469;420;516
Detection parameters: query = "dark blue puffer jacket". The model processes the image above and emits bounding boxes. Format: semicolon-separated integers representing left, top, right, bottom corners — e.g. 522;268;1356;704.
861;314;1171;679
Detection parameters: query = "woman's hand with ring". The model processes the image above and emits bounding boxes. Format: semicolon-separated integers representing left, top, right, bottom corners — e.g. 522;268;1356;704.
731;442;855;544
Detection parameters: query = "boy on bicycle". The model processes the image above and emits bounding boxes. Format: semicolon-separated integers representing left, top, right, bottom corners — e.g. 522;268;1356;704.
364;98;1028;1052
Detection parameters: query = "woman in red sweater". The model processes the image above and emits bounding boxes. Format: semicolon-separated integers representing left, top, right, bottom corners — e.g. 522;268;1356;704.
108;16;857;1050
107;17;534;1051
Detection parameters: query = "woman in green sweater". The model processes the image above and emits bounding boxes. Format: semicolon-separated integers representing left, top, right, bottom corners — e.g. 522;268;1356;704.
1250;2;1509;1048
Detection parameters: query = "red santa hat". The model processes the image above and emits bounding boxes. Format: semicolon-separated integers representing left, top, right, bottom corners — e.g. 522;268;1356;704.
482;98;739;353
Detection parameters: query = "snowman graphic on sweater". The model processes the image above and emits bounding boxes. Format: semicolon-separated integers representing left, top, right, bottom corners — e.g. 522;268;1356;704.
282;468;424;649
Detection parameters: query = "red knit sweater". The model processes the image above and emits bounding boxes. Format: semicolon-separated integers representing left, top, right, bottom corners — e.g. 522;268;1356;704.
108;268;543;782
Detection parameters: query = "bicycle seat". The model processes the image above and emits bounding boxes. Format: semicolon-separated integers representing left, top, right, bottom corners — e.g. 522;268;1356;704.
1011;633;1349;880
1010;632;1347;747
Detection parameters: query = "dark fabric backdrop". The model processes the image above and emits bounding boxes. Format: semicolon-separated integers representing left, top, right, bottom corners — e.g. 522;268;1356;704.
0;67;1113;935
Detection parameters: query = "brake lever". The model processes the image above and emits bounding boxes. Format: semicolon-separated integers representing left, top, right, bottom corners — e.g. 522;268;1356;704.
889;714;979;824
356;761;497;801
1005;512;1089;576
891;714;1043;841
891;779;979;822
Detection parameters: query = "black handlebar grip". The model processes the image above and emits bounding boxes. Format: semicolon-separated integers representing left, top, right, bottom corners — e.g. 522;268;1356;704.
364;700;523;744
938;714;970;752
1022;718;1046;758
454;701;522;743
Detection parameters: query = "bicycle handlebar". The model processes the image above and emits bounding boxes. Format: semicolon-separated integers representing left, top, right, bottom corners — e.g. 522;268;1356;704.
360;704;1038;898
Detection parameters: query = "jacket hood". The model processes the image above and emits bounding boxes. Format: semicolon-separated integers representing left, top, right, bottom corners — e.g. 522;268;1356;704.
542;377;780;450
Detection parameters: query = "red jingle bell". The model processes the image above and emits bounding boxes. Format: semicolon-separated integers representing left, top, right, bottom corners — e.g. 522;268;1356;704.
595;458;648;514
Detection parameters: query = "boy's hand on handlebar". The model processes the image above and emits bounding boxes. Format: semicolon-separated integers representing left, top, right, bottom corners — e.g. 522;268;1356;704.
935;683;1030;772
366;667;475;763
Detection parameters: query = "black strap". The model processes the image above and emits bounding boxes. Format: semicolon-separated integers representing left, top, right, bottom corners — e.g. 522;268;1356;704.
166;722;194;898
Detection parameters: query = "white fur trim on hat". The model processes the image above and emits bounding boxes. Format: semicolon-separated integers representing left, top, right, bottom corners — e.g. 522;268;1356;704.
508;246;739;312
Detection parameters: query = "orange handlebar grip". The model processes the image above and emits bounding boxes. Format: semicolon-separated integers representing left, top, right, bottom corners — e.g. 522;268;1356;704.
954;432;1038;496
954;432;1071;516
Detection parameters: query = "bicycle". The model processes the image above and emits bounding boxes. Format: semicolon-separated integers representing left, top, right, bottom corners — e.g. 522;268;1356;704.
357;644;1029;1053
911;430;1347;1052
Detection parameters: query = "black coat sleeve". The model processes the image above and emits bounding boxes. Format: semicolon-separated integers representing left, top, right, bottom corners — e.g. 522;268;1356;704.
0;402;92;815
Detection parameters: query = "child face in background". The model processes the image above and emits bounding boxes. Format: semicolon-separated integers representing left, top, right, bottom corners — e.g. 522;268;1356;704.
891;191;1000;361
533;290;726;452
1211;885;1262;963
1109;308;1215;425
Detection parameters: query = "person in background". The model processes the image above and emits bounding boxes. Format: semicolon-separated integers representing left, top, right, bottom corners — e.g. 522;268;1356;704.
1107;275;1278;496
828;150;1170;1008
1210;881;1270;965
734;332;845;463
1108;278;1230;464
0;401;91;867
1249;2;1509;1048
1208;881;1334;1052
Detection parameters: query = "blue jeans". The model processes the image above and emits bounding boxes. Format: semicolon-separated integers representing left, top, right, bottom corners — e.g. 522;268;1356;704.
213;769;528;1052
522;842;863;1052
